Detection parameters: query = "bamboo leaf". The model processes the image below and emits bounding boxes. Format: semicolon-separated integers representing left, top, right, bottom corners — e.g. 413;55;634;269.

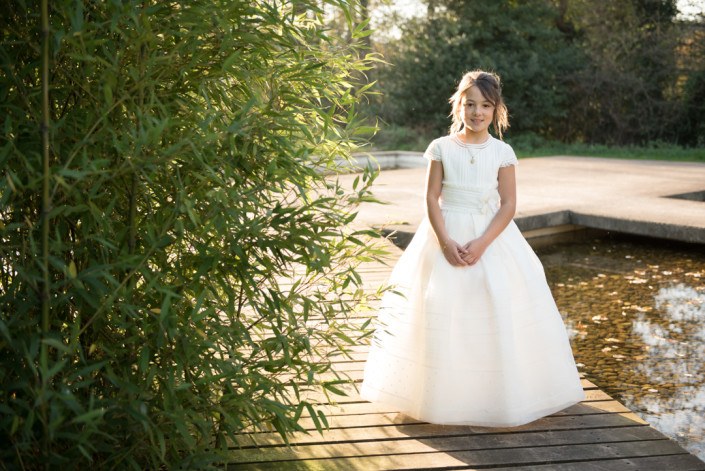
68;260;78;279
72;408;105;425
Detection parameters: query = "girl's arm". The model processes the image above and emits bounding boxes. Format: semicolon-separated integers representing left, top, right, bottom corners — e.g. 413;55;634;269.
426;160;468;266
462;165;517;265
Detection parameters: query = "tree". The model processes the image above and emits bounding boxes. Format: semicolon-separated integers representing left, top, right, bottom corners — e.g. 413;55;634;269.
0;0;382;468
370;0;704;148
562;0;681;144
371;0;584;139
677;17;705;146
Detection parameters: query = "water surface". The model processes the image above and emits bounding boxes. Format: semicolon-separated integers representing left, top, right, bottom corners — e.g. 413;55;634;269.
537;233;705;461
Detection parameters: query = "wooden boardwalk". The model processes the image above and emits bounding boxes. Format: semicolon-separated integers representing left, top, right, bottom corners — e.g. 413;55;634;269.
228;243;705;470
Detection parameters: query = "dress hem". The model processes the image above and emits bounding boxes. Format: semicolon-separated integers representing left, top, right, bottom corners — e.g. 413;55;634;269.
360;386;586;428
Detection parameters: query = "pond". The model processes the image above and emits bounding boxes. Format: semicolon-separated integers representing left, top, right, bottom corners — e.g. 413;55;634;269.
537;232;705;462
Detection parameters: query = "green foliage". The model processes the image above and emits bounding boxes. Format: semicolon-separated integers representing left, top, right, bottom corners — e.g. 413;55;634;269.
369;0;583;138
563;0;681;145
0;1;384;468
680;67;705;147
509;136;705;161
371;126;705;162
369;124;435;151
368;0;703;148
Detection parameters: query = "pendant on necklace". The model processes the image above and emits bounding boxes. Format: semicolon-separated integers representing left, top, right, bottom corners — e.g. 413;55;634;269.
469;153;476;164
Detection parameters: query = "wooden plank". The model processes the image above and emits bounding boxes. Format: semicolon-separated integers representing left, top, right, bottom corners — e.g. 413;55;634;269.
227;440;696;470
480;455;705;471
280;401;642;432
230;425;664;463
298;398;629;420
236;399;633;439
556;401;632;414
236;412;651;448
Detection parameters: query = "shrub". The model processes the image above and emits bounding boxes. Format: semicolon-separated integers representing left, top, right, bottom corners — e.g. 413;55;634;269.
370;124;435;151
0;1;383;468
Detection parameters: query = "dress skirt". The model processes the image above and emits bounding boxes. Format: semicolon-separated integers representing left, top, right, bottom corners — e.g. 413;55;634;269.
360;192;585;427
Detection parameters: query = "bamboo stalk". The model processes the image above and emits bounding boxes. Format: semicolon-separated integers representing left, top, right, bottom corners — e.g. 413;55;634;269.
39;0;51;464
127;40;146;297
129;7;147;264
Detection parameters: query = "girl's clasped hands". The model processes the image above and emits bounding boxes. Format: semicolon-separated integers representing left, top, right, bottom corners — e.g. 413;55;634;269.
442;239;487;267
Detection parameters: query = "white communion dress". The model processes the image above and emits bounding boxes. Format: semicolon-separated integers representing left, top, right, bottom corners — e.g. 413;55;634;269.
360;134;585;427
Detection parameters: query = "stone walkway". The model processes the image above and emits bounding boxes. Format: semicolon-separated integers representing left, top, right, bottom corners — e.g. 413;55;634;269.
345;155;705;245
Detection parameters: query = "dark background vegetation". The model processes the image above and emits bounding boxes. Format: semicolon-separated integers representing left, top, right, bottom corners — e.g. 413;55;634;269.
354;0;705;153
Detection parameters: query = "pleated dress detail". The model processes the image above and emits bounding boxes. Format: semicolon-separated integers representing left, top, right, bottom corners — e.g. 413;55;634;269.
360;135;585;427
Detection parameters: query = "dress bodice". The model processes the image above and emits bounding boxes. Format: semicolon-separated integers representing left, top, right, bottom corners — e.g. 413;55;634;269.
423;135;518;214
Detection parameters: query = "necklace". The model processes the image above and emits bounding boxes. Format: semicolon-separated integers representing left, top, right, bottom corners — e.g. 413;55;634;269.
456;133;479;164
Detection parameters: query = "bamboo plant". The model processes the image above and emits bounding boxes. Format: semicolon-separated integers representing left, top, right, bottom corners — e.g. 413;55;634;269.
0;1;384;468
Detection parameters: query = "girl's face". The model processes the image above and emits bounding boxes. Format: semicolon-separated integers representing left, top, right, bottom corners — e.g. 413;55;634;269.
460;86;495;137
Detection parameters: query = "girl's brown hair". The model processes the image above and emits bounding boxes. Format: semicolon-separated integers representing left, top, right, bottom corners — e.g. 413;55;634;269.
449;70;509;139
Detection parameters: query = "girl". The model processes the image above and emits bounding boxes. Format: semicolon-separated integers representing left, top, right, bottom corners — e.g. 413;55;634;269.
360;70;584;427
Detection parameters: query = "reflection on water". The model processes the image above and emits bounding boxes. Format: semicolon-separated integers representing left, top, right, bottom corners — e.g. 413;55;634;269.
630;284;705;459
537;234;705;461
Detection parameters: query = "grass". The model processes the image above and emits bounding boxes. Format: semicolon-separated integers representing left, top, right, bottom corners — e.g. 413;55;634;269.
513;141;705;162
370;125;705;162
367;124;434;152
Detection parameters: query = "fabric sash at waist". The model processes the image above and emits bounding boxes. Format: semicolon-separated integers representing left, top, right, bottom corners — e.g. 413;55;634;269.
440;185;500;214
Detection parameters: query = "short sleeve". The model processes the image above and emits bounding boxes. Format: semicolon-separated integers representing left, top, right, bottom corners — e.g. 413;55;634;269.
423;139;442;161
499;143;518;167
